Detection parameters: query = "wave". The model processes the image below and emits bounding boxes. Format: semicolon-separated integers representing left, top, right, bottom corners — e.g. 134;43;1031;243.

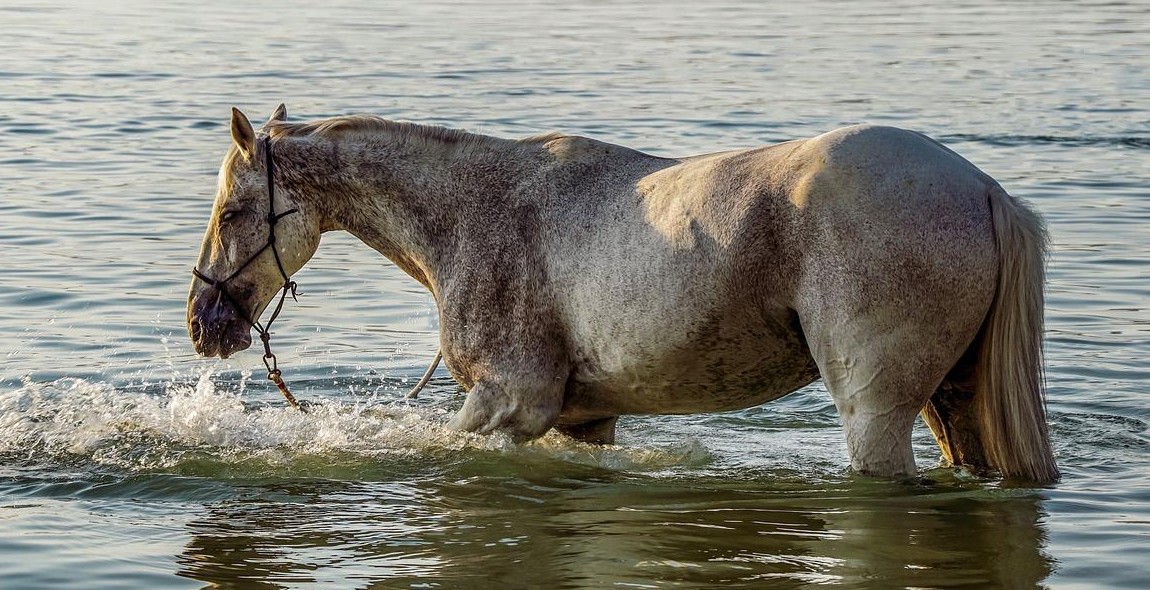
941;133;1150;149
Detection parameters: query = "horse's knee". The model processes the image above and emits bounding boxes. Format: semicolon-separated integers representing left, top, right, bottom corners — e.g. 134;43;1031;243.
448;378;563;442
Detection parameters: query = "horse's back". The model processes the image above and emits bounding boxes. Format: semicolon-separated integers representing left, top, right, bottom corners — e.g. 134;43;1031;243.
546;124;1000;317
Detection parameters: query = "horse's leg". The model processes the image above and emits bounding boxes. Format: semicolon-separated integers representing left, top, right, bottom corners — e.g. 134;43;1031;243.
447;373;566;442
801;288;988;477
922;385;990;472
555;417;618;445
807;323;944;478
794;187;996;478
920;344;992;473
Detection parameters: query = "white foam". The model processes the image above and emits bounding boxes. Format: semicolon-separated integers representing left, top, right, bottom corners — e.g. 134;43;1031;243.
0;374;714;474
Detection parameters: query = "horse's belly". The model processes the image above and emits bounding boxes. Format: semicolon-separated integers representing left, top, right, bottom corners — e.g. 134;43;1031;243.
560;309;820;422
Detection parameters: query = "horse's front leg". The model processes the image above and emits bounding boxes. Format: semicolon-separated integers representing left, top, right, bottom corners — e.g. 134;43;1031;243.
437;272;570;442
447;370;567;442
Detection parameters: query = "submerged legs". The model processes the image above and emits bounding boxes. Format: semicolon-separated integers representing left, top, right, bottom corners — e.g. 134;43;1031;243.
447;373;566;442
817;346;932;477
447;376;618;445
921;365;992;473
555;416;619;445
803;314;977;478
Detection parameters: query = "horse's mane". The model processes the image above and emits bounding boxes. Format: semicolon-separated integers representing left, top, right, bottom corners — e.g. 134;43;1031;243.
217;115;564;192
264;115;563;150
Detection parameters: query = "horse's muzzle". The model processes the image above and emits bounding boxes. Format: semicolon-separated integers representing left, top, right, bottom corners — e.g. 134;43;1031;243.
187;292;253;359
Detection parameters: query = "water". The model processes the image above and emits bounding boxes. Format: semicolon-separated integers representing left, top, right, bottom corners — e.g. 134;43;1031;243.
1;0;1147;587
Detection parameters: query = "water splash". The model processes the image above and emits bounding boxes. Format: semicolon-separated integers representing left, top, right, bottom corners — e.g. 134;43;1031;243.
0;374;713;477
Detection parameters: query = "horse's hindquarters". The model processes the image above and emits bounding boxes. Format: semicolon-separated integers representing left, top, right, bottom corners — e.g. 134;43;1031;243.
790;129;1001;476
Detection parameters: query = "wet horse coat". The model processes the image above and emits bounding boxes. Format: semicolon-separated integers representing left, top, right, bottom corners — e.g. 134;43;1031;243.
188;106;1058;483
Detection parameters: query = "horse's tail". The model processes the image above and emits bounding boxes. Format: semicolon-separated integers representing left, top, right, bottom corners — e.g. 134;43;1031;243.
973;187;1058;483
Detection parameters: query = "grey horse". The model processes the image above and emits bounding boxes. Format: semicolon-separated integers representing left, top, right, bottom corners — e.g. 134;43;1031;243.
188;105;1057;483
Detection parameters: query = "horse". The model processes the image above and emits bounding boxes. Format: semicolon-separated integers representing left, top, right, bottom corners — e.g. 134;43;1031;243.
187;105;1058;483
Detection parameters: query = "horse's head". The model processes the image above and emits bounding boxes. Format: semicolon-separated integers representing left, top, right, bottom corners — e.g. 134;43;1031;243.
187;105;321;359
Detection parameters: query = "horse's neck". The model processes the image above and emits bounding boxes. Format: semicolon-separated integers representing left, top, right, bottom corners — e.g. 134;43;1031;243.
288;130;545;290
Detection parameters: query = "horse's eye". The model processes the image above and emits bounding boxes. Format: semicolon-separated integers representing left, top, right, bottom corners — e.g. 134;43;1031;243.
220;210;240;223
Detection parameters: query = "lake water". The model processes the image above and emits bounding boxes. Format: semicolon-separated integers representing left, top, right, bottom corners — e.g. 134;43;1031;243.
1;0;1148;588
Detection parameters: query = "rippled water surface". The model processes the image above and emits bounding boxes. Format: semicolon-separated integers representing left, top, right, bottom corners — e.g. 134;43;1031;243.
2;1;1148;588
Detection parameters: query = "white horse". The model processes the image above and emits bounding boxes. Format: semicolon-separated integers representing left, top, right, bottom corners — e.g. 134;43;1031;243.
188;105;1058;483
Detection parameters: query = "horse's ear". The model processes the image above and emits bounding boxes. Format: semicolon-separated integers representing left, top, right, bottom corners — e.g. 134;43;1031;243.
230;107;257;160
268;103;288;124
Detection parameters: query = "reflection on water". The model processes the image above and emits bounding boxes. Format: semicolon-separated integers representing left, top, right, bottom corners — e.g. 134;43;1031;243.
3;378;1055;588
175;475;1052;589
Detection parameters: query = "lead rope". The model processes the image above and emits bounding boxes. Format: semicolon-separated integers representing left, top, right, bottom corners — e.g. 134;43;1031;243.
405;350;442;399
254;136;306;412
258;281;304;412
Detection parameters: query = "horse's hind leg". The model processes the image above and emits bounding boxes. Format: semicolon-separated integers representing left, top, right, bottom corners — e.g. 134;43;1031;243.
556;416;618;445
801;295;987;477
920;343;991;473
807;323;947;477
